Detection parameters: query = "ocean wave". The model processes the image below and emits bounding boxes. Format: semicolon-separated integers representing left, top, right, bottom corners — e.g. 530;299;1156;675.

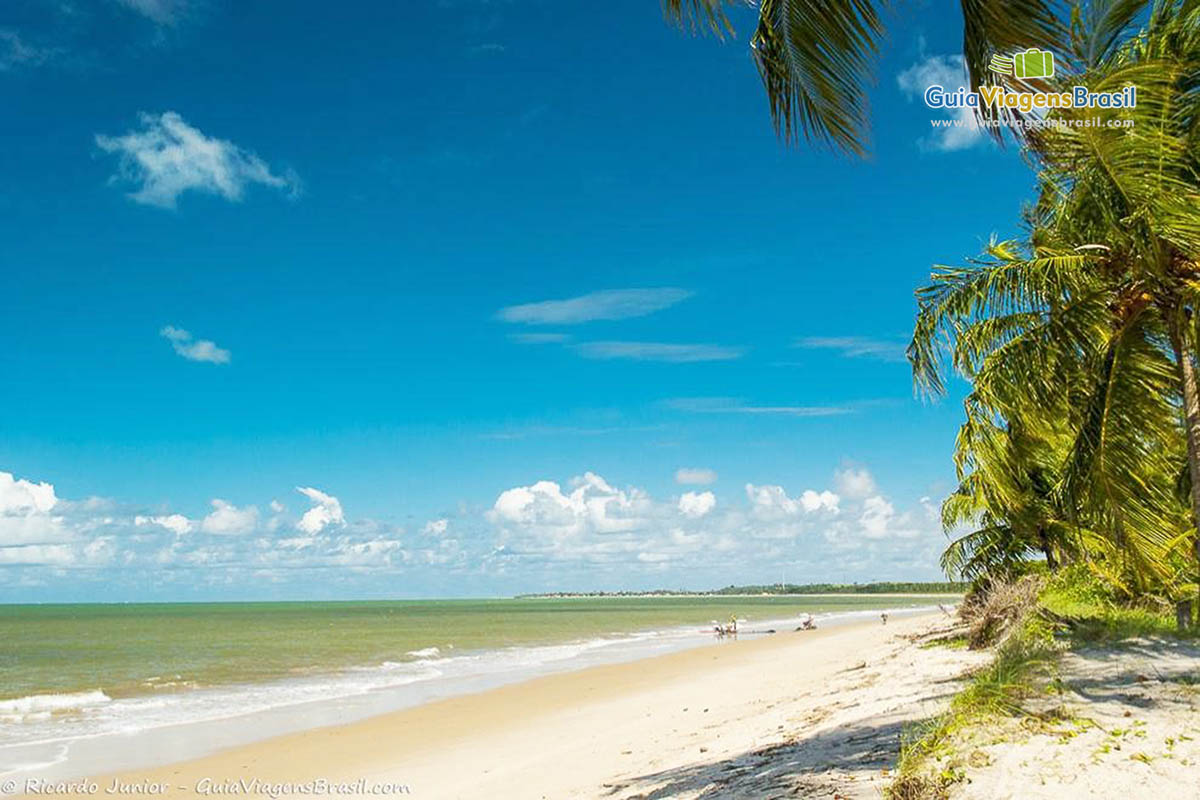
0;606;939;766
0;690;111;722
405;647;441;659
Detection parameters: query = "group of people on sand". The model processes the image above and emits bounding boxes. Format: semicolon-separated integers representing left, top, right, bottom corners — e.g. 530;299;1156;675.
712;612;819;637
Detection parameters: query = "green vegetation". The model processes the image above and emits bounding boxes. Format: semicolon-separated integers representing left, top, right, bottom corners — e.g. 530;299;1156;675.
891;611;1058;799
662;0;1062;155
517;581;965;598
890;569;1196;798
1041;565;1198;642
711;582;965;595
909;1;1200;628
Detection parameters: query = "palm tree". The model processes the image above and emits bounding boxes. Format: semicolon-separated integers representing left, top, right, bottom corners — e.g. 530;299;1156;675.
660;0;1128;155
910;235;1188;598
941;402;1076;581
910;2;1200;623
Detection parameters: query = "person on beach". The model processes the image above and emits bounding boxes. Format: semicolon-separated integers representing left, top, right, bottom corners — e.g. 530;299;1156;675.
881;612;889;626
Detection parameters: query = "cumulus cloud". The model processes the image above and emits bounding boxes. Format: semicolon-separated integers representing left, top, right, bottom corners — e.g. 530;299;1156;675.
678;491;715;518
200;499;259;535
860;496;897;538
0;544;75;566
96;112;300;209
0;471;66;546
0;472;57;515
835;467;877;499
746;484;840;518
135;513;193;535
490;472;646;538
896;54;984;152
498;288;692;325
0;469;420;588
483;469;935;577
0;463;944;597
296;487;345;534
675;468;717;485
160;326;231;364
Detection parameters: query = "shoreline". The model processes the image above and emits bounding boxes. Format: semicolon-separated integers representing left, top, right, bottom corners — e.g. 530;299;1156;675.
31;611;980;799
3;604;945;785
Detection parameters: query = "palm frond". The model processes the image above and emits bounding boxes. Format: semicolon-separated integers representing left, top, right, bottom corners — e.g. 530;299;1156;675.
661;0;737;37
750;0;885;156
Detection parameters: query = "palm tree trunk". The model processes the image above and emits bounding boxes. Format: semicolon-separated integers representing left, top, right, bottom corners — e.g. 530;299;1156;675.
1037;527;1058;571
1169;316;1200;630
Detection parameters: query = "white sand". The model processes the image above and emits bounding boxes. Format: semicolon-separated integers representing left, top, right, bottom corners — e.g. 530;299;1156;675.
947;638;1200;799
53;613;986;799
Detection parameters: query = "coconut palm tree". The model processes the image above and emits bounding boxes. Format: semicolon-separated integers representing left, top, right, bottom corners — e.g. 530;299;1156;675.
940;401;1077;581
910;233;1188;596
660;0;1145;155
910;2;1200;623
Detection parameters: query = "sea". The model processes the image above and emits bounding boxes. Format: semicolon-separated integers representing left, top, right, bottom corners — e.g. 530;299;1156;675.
0;595;952;782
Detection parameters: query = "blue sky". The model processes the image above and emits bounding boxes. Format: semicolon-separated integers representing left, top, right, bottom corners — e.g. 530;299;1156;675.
0;0;1037;601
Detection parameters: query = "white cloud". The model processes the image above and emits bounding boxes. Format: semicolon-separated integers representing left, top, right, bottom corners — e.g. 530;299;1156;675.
0;472;57;515
896;54;984;152
746;484;839;518
483;469;940;576
675;468;717;486
794;336;907;363
678;491;716;518
296;487;345;534
422;518;449;536
800;490;841;513
0;471;66;546
834;467;877;499
860;495;896;538
200;499;258;535
667;397;851;417
96;112;300;209
0;463;946;593
135;513;193;535
115;0;194;25
0;544;75;566
575;342;744;363
0;30;51;71
498;288;691;325
269;500;284;513
509;332;571;344
490;472;648;540
160;326;231;364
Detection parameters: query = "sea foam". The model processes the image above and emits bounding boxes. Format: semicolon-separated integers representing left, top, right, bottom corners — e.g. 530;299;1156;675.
0;691;111;722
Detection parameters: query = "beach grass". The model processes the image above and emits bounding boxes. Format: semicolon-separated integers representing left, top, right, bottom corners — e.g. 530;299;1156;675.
888;569;1198;798
889;611;1057;799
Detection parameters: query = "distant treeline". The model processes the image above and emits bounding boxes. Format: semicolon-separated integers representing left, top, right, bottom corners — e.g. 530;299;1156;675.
517;581;966;598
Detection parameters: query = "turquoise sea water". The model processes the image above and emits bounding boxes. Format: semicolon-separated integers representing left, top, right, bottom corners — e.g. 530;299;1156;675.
0;595;954;780
0;596;949;702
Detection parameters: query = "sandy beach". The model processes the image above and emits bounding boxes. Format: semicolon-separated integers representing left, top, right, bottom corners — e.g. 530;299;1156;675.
31;613;984;800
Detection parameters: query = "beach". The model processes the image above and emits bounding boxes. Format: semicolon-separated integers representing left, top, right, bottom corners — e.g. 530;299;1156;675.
28;612;982;799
